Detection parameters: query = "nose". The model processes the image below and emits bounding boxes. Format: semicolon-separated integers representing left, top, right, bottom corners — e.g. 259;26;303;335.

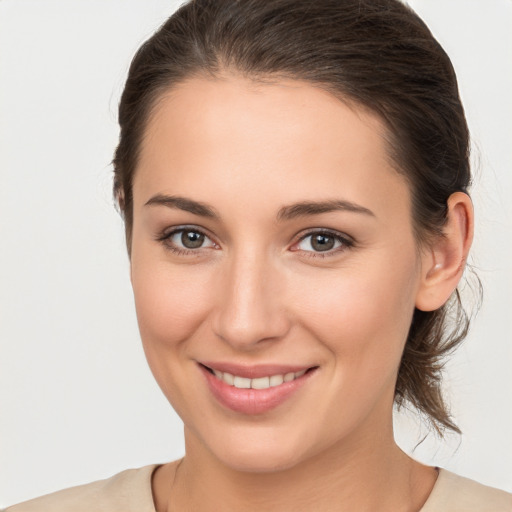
212;249;291;350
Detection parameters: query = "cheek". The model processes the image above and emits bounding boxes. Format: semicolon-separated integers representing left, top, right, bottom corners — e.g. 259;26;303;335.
130;256;218;418
130;257;214;356
294;259;418;373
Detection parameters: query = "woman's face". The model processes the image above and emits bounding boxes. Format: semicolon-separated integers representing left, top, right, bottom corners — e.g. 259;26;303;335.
130;76;426;471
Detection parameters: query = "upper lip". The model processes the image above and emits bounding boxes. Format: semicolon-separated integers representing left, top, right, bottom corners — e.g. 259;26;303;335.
199;361;317;379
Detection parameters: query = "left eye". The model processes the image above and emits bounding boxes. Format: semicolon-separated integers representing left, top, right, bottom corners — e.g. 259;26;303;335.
295;232;346;253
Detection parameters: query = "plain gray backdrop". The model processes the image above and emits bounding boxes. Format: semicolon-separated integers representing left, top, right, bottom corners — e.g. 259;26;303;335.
1;0;511;506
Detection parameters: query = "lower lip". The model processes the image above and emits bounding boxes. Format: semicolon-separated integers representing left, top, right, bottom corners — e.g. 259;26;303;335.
200;365;316;415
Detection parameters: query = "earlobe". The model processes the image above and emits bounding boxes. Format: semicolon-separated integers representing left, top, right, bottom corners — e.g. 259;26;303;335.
415;192;474;312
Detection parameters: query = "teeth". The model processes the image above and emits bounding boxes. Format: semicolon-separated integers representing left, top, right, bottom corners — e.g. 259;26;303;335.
269;374;284;387
223;372;234;385
210;368;309;389
251;376;270;389
284;372;295;382
233;376;251;389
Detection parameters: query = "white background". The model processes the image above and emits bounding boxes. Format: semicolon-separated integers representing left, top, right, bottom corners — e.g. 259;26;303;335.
0;0;511;507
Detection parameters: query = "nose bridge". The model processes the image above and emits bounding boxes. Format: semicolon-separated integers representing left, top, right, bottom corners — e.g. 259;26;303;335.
213;245;289;348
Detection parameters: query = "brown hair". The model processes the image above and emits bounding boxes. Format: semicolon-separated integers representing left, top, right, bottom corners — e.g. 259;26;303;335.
113;0;474;434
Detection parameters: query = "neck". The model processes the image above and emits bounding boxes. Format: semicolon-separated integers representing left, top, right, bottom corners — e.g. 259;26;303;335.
162;420;436;512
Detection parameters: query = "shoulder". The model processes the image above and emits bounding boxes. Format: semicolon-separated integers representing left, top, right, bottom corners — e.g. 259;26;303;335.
3;464;159;512
421;468;512;512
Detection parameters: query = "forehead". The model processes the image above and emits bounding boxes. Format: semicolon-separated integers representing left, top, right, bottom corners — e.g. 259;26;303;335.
134;75;410;220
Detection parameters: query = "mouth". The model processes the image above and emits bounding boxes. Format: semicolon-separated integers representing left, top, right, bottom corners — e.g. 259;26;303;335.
198;362;319;414
200;363;316;390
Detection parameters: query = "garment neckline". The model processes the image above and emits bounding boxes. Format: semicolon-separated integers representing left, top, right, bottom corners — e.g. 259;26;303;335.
418;467;446;511
149;463;445;512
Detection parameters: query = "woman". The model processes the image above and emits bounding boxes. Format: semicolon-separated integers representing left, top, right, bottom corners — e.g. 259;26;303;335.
3;0;511;510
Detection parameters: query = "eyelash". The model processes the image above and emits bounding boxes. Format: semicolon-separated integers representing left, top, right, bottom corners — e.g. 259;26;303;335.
156;227;354;259
293;230;354;259
156;226;217;256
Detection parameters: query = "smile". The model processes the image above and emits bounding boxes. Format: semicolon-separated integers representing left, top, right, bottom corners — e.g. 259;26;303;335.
199;363;318;414
209;368;308;389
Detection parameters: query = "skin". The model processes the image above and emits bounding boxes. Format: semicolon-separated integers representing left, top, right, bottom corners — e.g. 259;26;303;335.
129;75;473;511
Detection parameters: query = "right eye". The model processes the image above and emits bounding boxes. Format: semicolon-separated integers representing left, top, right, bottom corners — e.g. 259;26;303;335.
158;227;217;254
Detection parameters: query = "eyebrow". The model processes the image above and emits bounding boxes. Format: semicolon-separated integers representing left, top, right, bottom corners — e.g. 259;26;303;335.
277;199;375;221
145;194;219;218
145;194;375;220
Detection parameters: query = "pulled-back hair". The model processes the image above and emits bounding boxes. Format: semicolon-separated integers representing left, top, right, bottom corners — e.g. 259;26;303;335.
113;0;474;434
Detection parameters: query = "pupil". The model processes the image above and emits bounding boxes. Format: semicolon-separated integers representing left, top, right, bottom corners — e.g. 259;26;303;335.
312;234;334;251
182;230;204;249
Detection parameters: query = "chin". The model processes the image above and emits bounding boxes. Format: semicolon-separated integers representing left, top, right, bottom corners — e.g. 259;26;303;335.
218;447;305;474
201;425;314;474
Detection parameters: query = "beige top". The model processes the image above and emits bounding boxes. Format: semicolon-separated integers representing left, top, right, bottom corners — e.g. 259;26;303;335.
4;464;512;511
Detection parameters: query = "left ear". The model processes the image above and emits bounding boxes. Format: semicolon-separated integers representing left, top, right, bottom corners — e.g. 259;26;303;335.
415;192;474;312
